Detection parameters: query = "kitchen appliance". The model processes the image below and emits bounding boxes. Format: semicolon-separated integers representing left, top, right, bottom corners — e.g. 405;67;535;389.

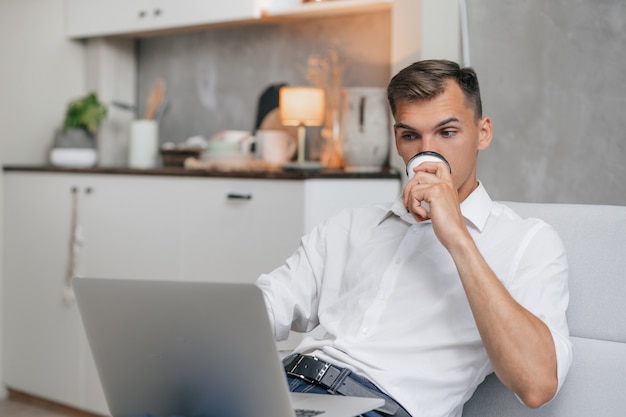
340;87;390;172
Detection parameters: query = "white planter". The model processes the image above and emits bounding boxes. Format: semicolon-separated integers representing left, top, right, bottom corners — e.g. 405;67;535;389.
50;148;98;168
49;127;98;167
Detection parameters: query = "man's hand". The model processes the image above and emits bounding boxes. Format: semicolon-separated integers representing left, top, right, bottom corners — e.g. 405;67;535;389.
402;161;469;250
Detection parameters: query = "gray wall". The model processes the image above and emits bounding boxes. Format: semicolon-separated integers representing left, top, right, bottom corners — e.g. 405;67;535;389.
137;11;391;157
469;0;626;205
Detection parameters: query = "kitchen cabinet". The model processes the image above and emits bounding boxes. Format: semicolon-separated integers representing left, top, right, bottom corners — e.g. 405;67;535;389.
78;175;183;281
2;172;183;415
64;0;392;39
3;169;400;414
180;178;305;283
65;0;262;38
3;174;88;412
179;176;399;282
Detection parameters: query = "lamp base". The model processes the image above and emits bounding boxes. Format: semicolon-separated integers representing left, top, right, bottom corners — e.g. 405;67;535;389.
282;160;324;171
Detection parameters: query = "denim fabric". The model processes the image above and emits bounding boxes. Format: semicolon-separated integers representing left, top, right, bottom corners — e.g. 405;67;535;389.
287;372;409;417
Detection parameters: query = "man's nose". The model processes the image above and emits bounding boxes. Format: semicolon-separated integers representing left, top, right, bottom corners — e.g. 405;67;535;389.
420;135;438;153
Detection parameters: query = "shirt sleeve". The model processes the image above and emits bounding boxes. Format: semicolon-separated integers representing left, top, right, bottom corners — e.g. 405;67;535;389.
507;220;573;397
255;220;328;341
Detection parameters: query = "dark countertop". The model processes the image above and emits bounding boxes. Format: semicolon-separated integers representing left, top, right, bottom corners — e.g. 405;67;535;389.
3;165;401;180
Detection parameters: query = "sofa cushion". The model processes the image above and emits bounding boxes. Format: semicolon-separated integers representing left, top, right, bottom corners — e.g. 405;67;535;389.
463;202;626;417
463;336;626;416
503;202;626;343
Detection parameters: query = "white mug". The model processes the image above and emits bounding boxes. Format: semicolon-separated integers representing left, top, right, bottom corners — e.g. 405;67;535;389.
256;130;296;165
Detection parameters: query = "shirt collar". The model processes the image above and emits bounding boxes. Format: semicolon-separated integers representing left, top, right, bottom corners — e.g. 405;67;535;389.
378;181;493;232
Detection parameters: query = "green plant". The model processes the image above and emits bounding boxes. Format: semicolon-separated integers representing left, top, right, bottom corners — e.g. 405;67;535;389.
63;92;107;135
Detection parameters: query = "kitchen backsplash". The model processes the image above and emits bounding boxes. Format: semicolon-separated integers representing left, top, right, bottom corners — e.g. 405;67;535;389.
137;11;391;158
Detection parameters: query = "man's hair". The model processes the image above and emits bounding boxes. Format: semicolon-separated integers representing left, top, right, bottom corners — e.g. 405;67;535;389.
387;59;483;121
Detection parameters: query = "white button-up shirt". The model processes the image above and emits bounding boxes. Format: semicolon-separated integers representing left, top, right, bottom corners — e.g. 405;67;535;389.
257;183;572;417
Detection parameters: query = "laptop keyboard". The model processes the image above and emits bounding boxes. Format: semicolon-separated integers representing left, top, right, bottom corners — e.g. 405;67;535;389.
295;408;325;417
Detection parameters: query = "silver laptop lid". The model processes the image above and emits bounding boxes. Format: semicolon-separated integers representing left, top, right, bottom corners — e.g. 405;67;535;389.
73;277;296;417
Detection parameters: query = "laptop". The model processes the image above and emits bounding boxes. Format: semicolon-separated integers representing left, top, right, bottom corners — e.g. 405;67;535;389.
72;277;383;417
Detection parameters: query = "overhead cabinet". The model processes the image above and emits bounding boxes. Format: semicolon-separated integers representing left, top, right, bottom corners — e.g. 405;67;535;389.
64;0;392;39
65;0;263;38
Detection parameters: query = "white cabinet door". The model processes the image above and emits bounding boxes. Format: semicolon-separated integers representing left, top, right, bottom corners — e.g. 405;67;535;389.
179;178;305;283
3;173;86;407
65;0;261;38
78;175;183;281
2;172;184;414
178;176;399;284
73;174;186;414
150;0;260;30
65;0;149;38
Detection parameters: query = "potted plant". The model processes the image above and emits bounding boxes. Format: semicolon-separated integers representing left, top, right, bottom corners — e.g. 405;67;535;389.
62;92;107;139
50;93;107;167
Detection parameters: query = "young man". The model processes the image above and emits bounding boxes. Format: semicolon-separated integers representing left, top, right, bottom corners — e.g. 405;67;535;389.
256;60;571;417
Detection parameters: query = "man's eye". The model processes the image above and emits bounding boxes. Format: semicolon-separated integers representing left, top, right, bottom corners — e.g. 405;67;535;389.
400;132;418;140
441;129;456;138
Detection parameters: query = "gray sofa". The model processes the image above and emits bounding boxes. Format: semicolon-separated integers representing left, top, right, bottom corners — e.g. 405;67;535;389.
463;202;626;416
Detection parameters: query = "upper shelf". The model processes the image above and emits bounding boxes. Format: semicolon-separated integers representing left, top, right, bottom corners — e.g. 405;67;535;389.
65;0;393;39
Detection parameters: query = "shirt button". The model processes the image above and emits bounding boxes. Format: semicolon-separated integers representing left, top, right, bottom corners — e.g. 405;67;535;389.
378;292;385;300
395;257;402;264
362;327;369;334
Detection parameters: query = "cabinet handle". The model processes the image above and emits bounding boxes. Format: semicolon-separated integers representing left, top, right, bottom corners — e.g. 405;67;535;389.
138;10;147;18
227;193;252;200
153;8;162;16
70;186;93;194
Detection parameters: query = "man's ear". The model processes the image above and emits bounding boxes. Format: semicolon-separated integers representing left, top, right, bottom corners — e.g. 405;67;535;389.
477;116;493;151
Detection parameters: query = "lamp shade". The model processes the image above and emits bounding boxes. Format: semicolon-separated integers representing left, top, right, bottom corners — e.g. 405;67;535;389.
279;87;325;127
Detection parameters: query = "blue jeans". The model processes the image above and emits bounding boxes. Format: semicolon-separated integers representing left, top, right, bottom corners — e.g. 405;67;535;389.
287;372;408;417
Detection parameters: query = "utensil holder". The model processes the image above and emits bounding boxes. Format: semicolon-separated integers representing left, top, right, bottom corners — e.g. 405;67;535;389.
129;119;158;168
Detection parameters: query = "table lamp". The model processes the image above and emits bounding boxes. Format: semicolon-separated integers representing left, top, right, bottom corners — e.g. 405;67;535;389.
279;87;325;170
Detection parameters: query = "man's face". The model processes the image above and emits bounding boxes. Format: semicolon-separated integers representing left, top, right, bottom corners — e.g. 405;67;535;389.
393;81;492;201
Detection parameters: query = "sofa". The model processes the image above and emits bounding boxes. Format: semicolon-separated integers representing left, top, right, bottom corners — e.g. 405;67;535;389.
462;202;626;416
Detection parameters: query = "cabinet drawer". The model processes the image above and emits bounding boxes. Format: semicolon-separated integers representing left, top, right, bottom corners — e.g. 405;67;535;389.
180;178;305;282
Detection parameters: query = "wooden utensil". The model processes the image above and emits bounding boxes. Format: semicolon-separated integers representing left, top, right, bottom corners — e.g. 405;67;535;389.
144;79;166;120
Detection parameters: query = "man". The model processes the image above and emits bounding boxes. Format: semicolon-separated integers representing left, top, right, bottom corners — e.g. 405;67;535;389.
256;60;572;417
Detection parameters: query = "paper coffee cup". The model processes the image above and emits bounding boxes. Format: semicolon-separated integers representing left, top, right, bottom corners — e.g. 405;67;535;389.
406;151;451;179
405;151;452;217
